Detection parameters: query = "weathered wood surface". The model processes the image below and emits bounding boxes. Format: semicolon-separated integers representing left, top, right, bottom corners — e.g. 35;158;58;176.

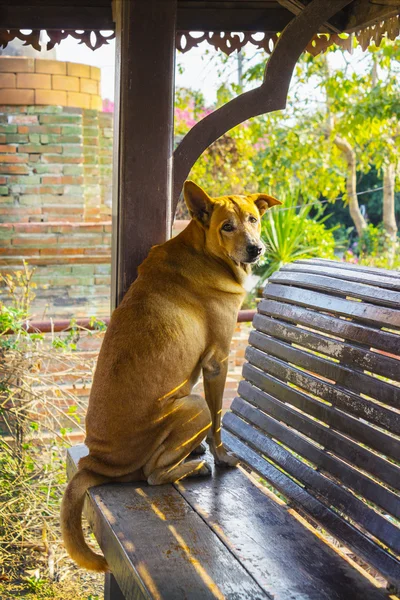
67;446;268;600
295;258;400;279
0;0;399;34
258;298;400;355
224;259;400;589
270;270;400;307
253;314;400;379
111;0;176;308
224;410;400;555
263;283;400;328
281;262;400;290
222;430;400;589
237;381;400;516
67;445;390;599
249;331;400;410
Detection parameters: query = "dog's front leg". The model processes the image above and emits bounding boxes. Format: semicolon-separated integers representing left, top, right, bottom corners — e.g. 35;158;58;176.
203;360;239;467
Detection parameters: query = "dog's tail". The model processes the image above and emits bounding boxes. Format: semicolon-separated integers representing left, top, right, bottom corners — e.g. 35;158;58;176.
61;468;109;572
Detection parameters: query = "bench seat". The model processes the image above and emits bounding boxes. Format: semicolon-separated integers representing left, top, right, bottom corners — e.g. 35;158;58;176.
68;445;390;599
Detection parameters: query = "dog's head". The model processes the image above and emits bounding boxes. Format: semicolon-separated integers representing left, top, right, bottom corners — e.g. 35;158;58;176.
184;180;281;268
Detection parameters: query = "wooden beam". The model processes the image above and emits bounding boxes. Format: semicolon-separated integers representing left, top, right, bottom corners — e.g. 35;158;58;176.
344;0;400;31
111;0;176;308
177;4;293;32
0;3;114;29
172;0;353;212
278;0;342;32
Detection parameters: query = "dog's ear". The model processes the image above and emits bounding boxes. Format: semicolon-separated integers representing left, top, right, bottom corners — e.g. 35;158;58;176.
184;181;214;226
250;193;282;217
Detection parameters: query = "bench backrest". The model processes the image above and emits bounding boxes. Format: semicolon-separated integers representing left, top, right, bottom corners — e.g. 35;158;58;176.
223;258;400;590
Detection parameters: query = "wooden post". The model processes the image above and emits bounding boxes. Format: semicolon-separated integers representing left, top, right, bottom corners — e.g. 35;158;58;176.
104;572;125;600
111;0;177;308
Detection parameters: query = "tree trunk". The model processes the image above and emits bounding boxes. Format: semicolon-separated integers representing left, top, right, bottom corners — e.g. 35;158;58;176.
383;162;397;267
333;135;367;237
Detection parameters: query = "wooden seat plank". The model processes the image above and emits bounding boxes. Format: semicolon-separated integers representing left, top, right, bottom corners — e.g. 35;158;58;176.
224;408;400;554
263;284;400;329
67;446;268;600
243;363;400;477
175;461;391;600
237;381;400;513
246;346;400;435
270;271;400;307
258;299;400;355
253;313;400;381
249;330;400;409
295;258;400;279
222;430;400;590
281;263;400;291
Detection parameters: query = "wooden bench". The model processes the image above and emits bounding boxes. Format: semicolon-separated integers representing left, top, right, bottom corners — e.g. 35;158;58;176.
67;258;400;599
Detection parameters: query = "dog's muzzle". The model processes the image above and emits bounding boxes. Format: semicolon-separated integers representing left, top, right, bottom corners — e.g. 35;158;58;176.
246;244;263;263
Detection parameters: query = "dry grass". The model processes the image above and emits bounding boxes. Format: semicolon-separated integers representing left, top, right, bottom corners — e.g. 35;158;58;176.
0;264;105;598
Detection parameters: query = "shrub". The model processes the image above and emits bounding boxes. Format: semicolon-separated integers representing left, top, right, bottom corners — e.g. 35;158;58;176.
255;196;338;282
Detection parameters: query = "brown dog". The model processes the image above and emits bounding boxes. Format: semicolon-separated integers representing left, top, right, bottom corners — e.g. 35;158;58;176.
61;181;280;571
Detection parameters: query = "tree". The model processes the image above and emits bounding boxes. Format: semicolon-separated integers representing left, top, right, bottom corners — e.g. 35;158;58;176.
215;40;400;249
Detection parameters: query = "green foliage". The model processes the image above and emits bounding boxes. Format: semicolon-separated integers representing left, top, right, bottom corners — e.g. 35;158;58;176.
202;39;400;250
255;197;338;282
355;223;400;269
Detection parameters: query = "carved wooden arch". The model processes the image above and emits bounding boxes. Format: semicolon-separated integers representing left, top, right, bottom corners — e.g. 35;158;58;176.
172;0;353;212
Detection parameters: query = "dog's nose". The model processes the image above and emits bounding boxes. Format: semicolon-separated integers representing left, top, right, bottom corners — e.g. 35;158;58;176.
247;244;262;258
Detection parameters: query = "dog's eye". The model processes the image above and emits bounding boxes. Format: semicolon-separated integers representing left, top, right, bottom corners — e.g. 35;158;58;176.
222;223;234;232
249;216;258;224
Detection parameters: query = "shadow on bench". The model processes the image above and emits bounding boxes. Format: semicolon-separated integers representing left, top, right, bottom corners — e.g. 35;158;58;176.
67;259;400;599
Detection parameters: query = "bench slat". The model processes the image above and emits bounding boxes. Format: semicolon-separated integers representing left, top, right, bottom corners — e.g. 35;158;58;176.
253;314;400;381
270;271;400;308
263;284;400;329
224;260;400;590
246;347;400;436
224;411;400;555
295;258;400;279
175;462;390;600
222;430;400;590
238;381;400;506
242;364;400;485
280;263;400;291
234;387;400;518
258;299;400;355
249;330;400;410
67;447;268;600
228;399;400;539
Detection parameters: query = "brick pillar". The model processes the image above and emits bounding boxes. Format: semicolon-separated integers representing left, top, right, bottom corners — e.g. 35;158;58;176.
98;111;113;219
82;109;101;221
0;105;85;222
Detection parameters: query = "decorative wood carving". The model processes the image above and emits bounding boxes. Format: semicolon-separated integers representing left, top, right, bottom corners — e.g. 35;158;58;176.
0;16;398;56
355;14;400;50
176;31;279;56
0;29;42;51
0;29;115;52
172;0;354;211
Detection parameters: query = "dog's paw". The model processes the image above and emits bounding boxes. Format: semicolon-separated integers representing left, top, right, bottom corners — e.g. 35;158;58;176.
214;450;239;468
189;461;212;478
190;442;207;456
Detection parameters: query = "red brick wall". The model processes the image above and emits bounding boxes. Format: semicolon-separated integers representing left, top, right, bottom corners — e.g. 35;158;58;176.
0;104;113;317
0;105;113;224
